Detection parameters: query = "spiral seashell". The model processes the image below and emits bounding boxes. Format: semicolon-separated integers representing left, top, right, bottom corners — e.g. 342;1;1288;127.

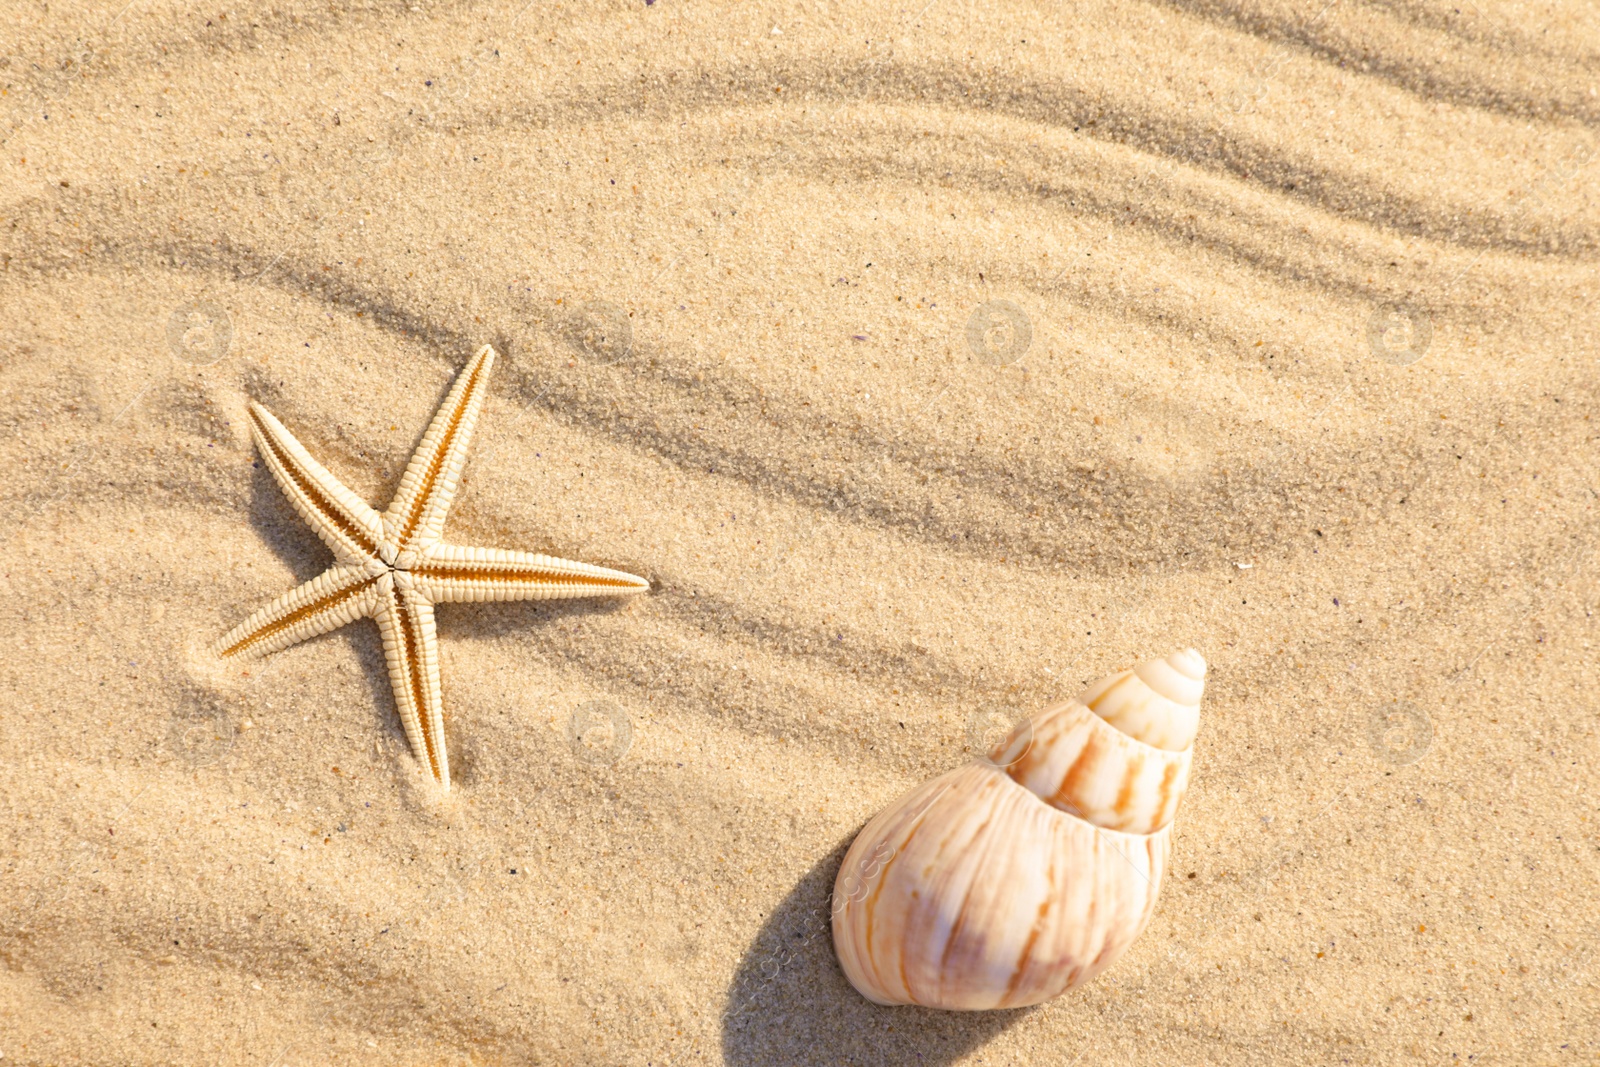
831;648;1206;1009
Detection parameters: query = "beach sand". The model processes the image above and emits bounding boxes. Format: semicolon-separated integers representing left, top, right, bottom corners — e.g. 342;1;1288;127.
2;1;1597;1062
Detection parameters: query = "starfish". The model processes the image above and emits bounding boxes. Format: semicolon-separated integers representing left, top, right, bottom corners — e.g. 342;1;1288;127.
217;344;649;790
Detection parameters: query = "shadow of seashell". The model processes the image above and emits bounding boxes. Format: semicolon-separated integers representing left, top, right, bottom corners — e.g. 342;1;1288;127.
720;834;1037;1066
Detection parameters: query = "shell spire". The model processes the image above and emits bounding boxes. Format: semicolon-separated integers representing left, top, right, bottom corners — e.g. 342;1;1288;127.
1079;646;1205;751
832;648;1207;1009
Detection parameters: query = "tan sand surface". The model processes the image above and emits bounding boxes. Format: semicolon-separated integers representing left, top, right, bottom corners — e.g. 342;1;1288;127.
2;1;1597;1063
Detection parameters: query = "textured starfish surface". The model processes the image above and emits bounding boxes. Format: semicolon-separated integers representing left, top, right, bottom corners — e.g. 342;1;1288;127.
217;344;649;789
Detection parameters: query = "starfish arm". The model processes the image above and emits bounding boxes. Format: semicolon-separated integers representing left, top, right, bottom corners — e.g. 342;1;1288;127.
411;542;650;603
248;402;386;563
373;581;450;789
216;564;380;659
383;345;497;552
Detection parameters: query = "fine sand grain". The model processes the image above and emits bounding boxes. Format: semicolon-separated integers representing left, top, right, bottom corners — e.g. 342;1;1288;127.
2;1;1597;1063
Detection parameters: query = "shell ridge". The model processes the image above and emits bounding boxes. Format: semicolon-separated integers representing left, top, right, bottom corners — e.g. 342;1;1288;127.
924;769;1015;1004
999;825;1058;1008
860;831;904;1001
1110;749;1144;828
1156;760;1182;825
930;815;993;1002
858;771;961;1003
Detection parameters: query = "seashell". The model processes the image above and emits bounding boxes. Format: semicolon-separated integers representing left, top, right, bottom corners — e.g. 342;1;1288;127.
831;648;1206;1009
